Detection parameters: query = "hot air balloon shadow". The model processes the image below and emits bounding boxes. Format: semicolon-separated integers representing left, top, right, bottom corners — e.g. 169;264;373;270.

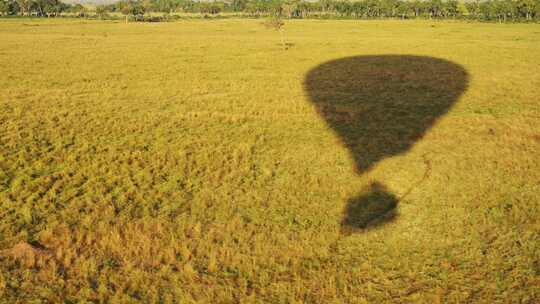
304;55;468;233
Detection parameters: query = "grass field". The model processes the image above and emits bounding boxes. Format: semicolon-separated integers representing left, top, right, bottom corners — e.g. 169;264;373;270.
0;18;539;303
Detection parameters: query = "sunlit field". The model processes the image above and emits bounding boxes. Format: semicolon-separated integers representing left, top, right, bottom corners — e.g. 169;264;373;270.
0;18;539;303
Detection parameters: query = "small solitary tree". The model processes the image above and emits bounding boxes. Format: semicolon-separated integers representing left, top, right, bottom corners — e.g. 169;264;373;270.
121;3;132;23
263;14;287;50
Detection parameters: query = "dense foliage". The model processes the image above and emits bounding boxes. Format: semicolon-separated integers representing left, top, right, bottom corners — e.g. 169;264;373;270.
0;0;539;22
0;0;74;17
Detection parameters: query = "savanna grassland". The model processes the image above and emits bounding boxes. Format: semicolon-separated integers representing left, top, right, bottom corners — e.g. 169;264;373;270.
0;18;539;303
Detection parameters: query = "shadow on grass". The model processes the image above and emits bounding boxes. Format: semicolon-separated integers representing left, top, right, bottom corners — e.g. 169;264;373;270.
340;182;398;234
304;55;468;232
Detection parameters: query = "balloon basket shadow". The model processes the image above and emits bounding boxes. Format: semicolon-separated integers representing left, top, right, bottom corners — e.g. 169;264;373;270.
340;182;399;234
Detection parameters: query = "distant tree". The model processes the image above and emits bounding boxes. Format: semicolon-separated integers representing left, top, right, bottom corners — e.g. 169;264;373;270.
37;0;68;17
456;1;468;18
15;0;30;15
319;0;334;14
141;0;153;13
427;0;443;18
121;3;132;22
120;1;145;22
465;0;480;19
479;0;494;20
367;0;383;17
231;0;248;12
179;0;195;13
264;13;287;50
200;1;222;15
95;4;108;19
33;0;46;16
0;1;8;15
408;0;422;17
395;1;410;19
281;0;300;18
491;0;511;22
445;0;459;18
6;0;20;15
515;0;536;20
380;0;397;17
352;1;367;18
68;3;86;17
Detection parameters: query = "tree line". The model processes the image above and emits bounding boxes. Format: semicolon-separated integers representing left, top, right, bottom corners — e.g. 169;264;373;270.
1;0;539;22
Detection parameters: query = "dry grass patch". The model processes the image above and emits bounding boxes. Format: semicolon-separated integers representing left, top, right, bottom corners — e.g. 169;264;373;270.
0;18;539;303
